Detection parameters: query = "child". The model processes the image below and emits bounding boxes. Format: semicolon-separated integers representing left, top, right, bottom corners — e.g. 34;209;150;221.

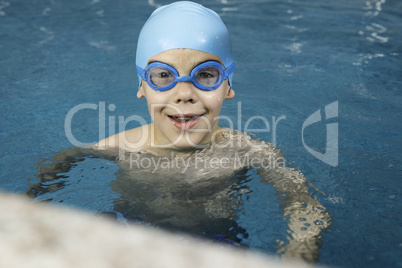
95;1;236;153
32;1;331;263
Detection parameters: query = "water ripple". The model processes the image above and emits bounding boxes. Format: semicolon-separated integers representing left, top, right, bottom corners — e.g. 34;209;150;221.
0;1;9;16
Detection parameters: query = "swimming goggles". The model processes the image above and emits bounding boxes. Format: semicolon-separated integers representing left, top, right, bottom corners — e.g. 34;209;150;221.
136;61;236;91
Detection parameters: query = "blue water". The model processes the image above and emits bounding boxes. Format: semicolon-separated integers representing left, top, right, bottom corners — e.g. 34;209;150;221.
1;0;401;267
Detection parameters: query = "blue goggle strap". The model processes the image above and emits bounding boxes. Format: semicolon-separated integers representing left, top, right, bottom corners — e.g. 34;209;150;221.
224;62;236;78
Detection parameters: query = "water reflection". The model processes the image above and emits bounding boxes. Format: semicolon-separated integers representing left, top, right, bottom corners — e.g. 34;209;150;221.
109;162;251;245
27;132;331;263
0;2;9;16
364;0;386;17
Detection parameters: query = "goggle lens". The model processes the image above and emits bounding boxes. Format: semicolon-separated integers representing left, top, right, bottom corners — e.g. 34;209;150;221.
148;67;175;88
194;65;222;88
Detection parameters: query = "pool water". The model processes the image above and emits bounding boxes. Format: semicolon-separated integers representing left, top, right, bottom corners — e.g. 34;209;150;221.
1;0;401;267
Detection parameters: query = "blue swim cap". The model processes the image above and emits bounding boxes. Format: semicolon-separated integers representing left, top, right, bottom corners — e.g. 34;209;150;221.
136;1;234;87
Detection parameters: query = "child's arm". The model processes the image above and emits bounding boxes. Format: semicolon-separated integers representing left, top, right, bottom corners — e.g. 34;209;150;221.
258;166;331;263
27;146;116;198
28;126;147;198
244;138;331;263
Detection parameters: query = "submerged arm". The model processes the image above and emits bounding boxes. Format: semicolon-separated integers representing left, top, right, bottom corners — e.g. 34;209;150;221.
246;140;331;263
27;146;116;198
258;166;331;263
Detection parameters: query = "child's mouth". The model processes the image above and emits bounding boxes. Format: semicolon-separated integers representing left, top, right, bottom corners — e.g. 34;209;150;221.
168;114;203;130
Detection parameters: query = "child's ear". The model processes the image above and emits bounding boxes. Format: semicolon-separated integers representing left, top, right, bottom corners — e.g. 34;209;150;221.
137;85;144;99
225;87;235;99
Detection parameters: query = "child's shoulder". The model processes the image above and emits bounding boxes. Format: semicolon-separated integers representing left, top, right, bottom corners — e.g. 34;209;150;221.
95;124;150;152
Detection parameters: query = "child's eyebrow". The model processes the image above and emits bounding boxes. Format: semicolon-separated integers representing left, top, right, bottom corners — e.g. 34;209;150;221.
197;59;222;65
146;59;222;68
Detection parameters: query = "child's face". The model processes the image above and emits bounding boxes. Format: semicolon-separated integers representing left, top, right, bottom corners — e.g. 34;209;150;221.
137;49;235;149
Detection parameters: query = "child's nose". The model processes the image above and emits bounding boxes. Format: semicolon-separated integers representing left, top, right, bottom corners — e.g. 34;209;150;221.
173;82;197;104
